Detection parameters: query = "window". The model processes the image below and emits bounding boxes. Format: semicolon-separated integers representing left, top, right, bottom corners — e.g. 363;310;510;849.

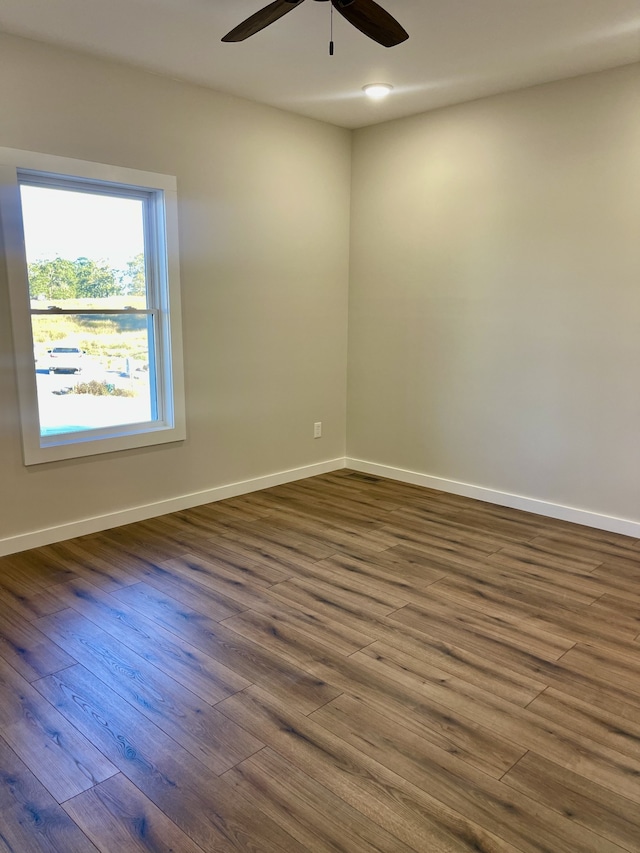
0;149;185;464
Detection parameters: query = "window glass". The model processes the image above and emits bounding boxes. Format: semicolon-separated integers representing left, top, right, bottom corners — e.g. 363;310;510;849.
21;182;159;439
21;185;148;308
33;313;155;436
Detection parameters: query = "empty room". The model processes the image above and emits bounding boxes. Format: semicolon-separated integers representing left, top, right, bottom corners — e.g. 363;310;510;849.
0;1;639;850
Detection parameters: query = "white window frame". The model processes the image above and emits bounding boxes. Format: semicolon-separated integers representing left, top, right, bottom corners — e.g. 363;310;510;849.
0;148;186;465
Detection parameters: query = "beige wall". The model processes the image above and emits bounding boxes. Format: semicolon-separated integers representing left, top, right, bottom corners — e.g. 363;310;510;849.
0;33;351;544
1;33;638;547
348;64;640;521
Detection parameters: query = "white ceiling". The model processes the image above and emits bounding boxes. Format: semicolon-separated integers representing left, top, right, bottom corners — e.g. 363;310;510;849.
1;0;639;128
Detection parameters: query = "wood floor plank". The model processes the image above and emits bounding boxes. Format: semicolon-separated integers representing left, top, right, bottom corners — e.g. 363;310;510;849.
427;574;640;647
382;542;504;580
193;497;270;522
0;736;99;853
503;751;640;853
197;493;274;519
277;475;402;515
0;656;117;803
35;666;305;853
100;525;188;564
310;693;627;853
131;522;282;569
0;577;65;622
593;559;640;583
107;580;342;714
50;577;251;704
320;548;448;590
546;525;638;549
235;597;376;655
200;531;335;576
336;647;640;806
132;562;248;622
308;552;440;603
483;560;625;608
361;638;545;707
112;576;259;636
529;533;639;566
303;647;528;779
389;597;575;661
169;538;293;586
0;604;75;682
1;550;75;589
265;551;423;610
158;553;275;610
384;509;515;552
220;607;367;667
323;547;600;617
139;507;232;541
217;684;522;853
267;567;551;670
269;574;408;619
483;549;607;598
262;508;399;556
452;507;547;543
375;524;503;560
487;541;603;574
526;686;640;762
232;534;329;581
37;539;143;593
387;607;640;724
590;591;640;624
217;516;343;560
62;773;206;853
34;608;263;775
284;474;402;515
54;535;170;586
558;643;640;699
261;483;389;528
222;747;418;853
388;542;601;610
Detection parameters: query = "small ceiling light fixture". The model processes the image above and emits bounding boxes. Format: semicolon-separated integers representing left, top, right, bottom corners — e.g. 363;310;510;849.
363;83;394;100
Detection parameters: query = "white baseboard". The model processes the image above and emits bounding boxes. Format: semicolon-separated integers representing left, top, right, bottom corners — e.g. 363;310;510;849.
0;457;347;557
4;454;638;557
346;457;640;539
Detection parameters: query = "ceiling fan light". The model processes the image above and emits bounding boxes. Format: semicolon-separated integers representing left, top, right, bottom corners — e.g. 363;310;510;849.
363;83;394;100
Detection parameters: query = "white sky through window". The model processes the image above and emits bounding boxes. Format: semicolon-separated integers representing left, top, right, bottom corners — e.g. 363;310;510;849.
20;185;145;270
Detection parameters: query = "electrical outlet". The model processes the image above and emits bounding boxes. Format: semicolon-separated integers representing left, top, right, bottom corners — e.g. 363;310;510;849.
313;421;322;439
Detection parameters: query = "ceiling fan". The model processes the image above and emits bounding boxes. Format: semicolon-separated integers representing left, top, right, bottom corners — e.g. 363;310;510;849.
222;0;409;49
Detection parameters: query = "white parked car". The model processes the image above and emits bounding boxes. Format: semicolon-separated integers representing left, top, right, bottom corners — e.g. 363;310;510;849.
47;346;85;374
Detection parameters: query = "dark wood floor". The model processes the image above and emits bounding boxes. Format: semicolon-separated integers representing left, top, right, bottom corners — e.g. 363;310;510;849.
1;470;640;852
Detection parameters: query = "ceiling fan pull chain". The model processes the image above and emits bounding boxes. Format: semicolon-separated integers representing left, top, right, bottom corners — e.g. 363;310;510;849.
329;2;334;55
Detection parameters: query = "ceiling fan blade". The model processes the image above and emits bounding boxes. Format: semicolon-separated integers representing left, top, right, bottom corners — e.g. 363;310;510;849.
331;0;408;47
222;0;305;42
